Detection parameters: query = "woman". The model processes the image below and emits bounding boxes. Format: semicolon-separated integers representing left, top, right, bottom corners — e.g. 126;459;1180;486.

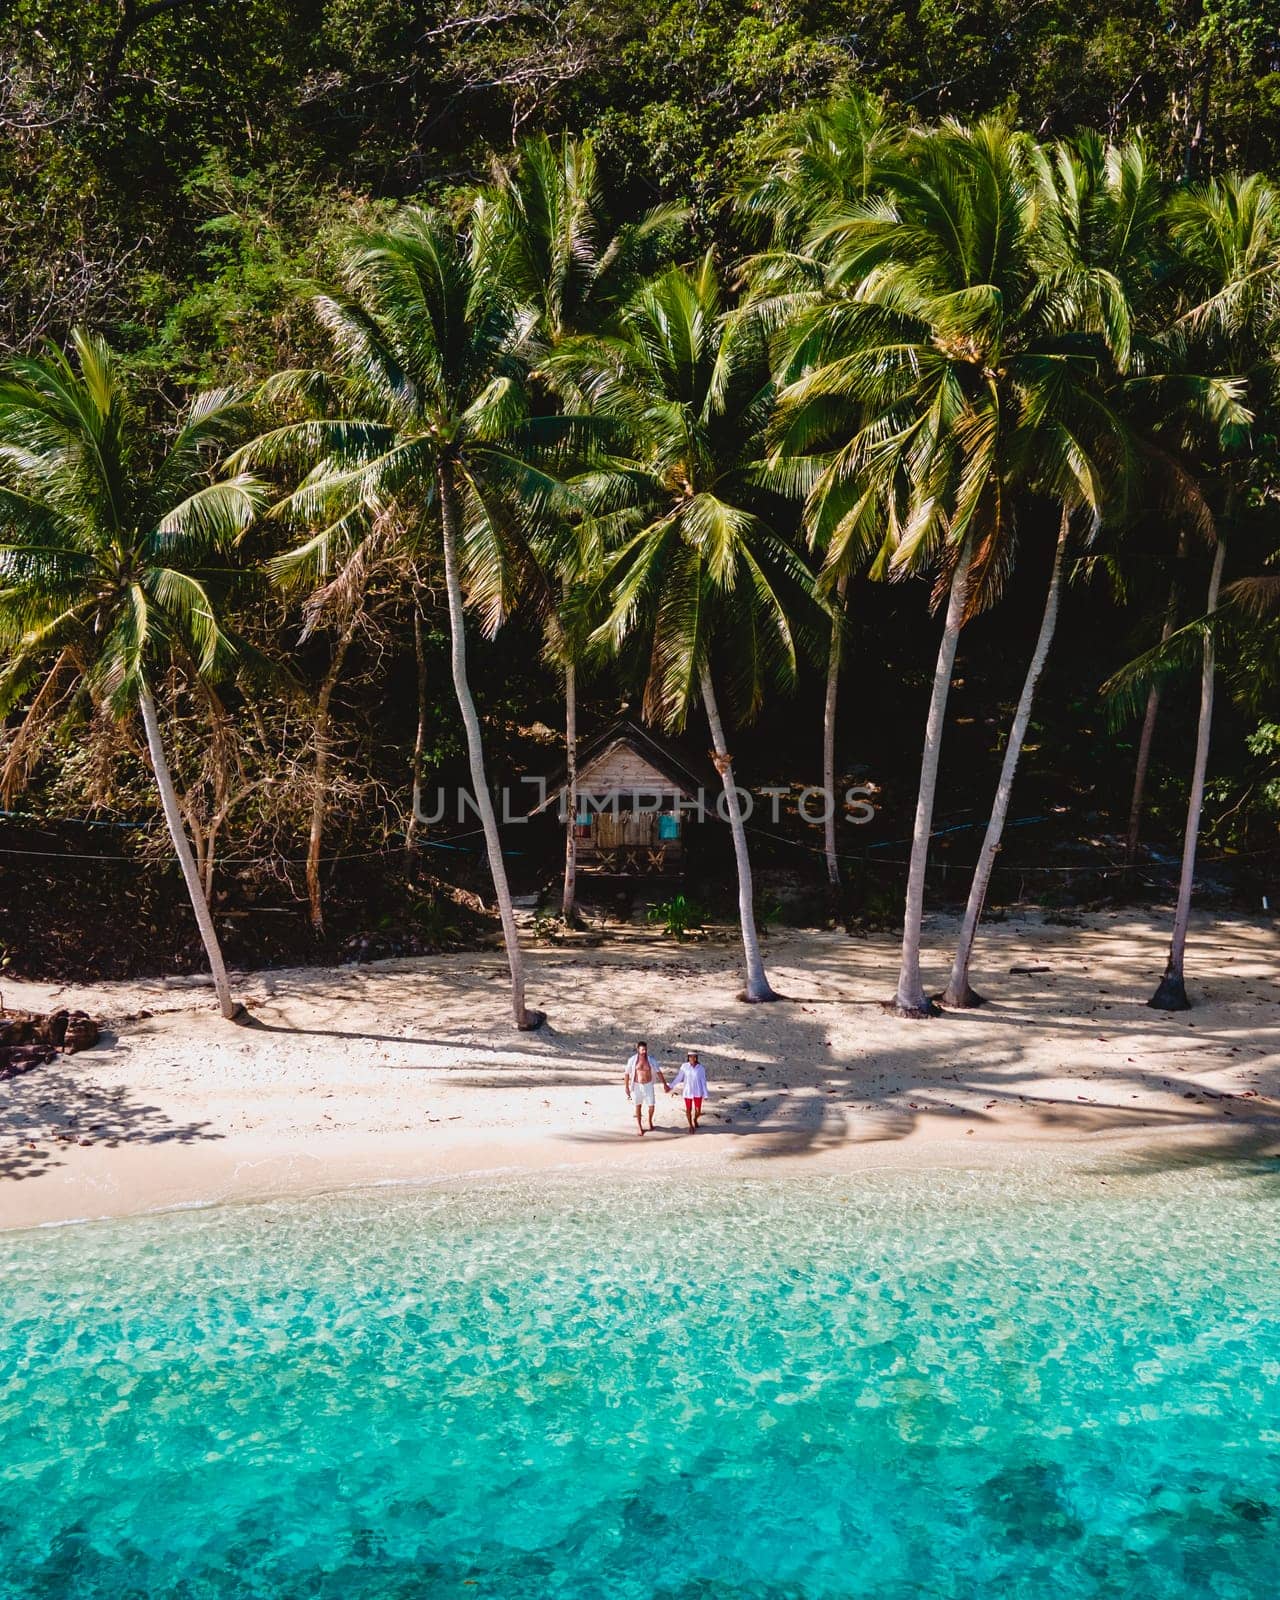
667;1050;708;1132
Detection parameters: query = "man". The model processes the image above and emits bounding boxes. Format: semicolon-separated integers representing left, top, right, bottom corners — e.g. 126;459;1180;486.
668;1049;708;1132
624;1040;668;1137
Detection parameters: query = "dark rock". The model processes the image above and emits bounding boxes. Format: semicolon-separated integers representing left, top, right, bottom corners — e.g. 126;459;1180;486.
0;1043;56;1080
0;1005;99;1072
63;1012;99;1053
0;1011;38;1045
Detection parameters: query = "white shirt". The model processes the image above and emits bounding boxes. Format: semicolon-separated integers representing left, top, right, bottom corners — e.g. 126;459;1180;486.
670;1061;708;1098
626;1053;660;1083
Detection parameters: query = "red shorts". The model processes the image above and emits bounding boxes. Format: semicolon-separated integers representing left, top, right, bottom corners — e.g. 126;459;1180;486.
685;1097;703;1113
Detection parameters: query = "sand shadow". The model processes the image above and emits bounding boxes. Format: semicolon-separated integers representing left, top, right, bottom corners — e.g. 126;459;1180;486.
235;1013;443;1049
0;1041;223;1183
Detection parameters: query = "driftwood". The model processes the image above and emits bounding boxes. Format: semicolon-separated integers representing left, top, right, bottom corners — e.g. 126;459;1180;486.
0;1006;99;1079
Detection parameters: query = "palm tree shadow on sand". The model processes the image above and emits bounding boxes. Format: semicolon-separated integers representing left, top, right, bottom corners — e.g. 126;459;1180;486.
0;1035;223;1184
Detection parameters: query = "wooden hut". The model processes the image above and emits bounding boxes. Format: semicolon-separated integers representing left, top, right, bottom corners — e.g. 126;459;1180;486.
531;719;710;877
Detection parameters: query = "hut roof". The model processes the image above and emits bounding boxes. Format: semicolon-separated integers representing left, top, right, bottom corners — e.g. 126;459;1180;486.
529;718;716;812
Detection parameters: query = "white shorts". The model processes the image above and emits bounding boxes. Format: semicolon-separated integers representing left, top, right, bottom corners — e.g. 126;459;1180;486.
631;1081;656;1106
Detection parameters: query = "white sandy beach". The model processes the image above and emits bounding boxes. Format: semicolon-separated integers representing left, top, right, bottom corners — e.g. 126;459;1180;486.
2;910;1277;1230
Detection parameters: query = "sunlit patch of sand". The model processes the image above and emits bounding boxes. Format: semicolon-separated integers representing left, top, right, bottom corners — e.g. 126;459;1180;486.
2;910;1277;1228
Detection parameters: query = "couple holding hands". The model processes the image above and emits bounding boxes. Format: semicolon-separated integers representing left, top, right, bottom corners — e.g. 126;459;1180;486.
624;1040;708;1136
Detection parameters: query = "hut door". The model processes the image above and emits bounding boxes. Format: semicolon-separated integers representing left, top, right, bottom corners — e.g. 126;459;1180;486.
625;810;657;846
594;808;658;849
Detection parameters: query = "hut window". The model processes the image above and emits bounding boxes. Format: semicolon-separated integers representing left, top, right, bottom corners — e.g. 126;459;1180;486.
658;813;680;841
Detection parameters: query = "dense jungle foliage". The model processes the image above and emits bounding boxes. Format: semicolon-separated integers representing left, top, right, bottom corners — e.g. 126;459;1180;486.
1;1;1277;1006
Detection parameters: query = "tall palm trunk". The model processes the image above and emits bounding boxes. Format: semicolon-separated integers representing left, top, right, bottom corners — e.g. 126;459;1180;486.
137;679;237;1020
561;659;578;922
1125;684;1164;865
822;571;850;893
405;594;430;857
893;542;972;1017
700;664;778;1003
439;462;541;1030
943;511;1069;1009
306;617;356;935
1126;556;1182;865
1150;537;1227;1011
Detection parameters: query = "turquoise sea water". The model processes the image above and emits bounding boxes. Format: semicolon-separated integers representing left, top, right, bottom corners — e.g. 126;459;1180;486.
3;1164;1280;1598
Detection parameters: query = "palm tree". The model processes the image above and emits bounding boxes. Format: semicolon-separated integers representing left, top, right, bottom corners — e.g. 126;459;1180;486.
236;206;576;1029
775;119;1118;1014
569;256;818;1002
0;331;262;1019
1151;537;1228;1008
739;92;897;891
939;135;1168;1006
737;92;897;262
1144;174;1280;1009
941;506;1073;1007
481;133;683;921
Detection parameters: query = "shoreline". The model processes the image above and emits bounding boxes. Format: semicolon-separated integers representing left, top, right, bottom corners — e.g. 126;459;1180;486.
3;911;1277;1233
13;1125;1280;1239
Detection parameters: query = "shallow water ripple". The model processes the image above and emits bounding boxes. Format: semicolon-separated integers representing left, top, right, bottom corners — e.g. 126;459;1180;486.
3;1166;1280;1597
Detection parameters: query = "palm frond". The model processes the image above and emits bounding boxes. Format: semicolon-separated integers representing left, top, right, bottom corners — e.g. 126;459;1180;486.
1099;612;1224;722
